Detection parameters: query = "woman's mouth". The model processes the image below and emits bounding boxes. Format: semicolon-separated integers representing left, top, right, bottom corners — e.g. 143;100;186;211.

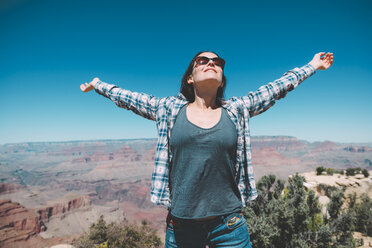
204;68;217;73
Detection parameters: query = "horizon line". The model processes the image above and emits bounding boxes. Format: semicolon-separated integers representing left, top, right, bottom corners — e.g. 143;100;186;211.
1;135;372;146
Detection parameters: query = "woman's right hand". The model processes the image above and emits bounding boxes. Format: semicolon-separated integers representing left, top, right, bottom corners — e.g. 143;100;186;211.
308;52;333;71
80;77;100;92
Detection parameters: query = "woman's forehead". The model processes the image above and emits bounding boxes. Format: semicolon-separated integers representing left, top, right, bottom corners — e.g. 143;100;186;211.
198;52;218;58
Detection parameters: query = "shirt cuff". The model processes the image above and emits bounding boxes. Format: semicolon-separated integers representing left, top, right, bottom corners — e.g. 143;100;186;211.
305;63;317;75
286;64;317;81
94;80;117;96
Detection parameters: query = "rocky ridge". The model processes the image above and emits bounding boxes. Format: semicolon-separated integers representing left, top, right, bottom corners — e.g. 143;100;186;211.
0;199;42;245
0;195;91;248
298;170;372;209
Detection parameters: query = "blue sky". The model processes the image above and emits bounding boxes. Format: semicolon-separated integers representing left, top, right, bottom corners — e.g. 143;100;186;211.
0;0;371;144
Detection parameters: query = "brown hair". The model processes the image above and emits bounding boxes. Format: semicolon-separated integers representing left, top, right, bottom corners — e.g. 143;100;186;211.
180;51;227;106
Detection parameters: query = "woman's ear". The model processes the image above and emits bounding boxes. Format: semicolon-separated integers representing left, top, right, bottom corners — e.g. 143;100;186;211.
187;75;194;85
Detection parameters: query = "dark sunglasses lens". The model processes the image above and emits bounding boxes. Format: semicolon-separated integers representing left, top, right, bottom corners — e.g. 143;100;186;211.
196;56;209;65
212;58;225;67
195;56;225;68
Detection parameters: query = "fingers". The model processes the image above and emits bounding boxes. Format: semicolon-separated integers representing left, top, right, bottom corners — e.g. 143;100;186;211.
80;82;90;92
320;52;333;61
325;53;334;62
319;52;334;70
80;79;98;92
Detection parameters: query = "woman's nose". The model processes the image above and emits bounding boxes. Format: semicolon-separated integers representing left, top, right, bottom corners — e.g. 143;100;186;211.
206;60;216;67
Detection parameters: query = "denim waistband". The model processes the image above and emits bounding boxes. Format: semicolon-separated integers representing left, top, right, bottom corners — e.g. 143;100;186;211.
167;211;243;227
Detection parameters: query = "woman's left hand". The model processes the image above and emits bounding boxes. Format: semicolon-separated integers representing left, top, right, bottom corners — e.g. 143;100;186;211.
80;77;99;93
308;52;334;70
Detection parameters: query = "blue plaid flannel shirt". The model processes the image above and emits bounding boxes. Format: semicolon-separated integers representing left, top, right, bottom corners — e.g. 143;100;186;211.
94;64;316;208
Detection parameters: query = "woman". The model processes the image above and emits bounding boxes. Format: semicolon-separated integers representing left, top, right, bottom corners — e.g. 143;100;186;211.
80;51;333;247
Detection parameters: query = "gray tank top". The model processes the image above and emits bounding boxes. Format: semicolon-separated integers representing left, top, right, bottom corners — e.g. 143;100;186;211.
169;104;242;219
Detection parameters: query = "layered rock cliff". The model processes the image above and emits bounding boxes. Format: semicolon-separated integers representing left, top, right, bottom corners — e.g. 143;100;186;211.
0;184;24;194
0;199;44;246
37;195;91;222
0;195;91;247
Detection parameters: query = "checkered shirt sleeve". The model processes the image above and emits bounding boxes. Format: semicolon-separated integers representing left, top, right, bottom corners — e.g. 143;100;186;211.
94;81;159;121
241;64;316;117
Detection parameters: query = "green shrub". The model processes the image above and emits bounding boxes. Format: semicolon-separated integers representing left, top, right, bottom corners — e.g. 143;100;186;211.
316;166;326;175
355;193;372;236
245;174;367;248
346;168;356;176
327;188;344;220
73;215;162;248
326;168;334;175
362;169;369;178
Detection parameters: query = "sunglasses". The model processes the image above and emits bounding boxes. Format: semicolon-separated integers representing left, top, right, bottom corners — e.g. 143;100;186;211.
194;56;225;69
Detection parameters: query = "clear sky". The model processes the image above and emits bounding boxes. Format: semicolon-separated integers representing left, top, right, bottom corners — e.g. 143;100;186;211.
0;0;371;144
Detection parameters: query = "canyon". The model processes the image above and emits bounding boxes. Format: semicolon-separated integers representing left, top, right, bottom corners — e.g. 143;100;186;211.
0;136;371;247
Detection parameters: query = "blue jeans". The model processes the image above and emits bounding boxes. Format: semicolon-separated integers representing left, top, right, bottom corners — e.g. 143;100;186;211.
165;212;252;248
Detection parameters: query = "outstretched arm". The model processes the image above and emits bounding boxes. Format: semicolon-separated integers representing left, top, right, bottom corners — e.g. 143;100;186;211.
80;78;159;121
241;52;333;117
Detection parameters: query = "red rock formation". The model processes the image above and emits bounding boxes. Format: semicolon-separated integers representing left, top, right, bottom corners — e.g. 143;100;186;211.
311;141;340;152
0;199;44;246
0;184;24;194
251;136;307;152
0;195;91;247
143;146;156;161
90;179;154;209
252;147;299;166
72;145;140;163
358;146;372;152
344;146;372;153
114;145;142;161
37;195;91;222
47;143;108;157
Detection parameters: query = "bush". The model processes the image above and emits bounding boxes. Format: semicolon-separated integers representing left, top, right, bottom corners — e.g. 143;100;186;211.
316;166;326;175
326;168;334;175
362;169;369;178
73;215;162;248
355;193;372;236
327;188;344;220
346;168;356;176
245;174;365;248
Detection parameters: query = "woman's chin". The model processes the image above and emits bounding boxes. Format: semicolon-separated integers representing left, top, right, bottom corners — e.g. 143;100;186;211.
198;76;222;84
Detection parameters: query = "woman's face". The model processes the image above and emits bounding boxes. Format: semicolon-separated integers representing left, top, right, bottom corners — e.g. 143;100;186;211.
188;52;224;88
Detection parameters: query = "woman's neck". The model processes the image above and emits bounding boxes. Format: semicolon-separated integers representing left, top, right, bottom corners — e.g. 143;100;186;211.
190;93;218;110
189;79;221;110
